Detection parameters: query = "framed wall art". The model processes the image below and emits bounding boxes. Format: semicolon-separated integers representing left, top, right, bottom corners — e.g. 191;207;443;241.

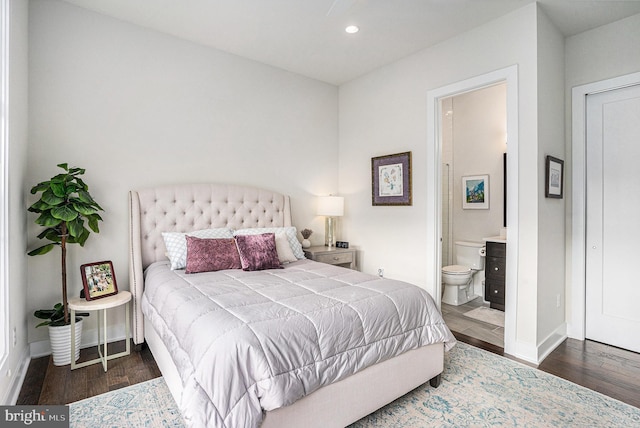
80;260;118;300
545;155;564;198
462;174;489;209
371;151;412;206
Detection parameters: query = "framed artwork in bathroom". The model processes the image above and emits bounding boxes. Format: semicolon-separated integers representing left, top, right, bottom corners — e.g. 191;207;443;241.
462;175;489;209
545;155;564;198
371;151;412;206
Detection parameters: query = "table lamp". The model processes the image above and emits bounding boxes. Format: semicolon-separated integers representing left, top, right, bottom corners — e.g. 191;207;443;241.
317;196;344;248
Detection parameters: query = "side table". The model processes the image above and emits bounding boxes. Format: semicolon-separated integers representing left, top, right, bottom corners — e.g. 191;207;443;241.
69;290;131;371
303;246;357;269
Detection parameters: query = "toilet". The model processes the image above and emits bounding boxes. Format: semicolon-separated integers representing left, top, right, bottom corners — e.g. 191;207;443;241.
441;241;486;306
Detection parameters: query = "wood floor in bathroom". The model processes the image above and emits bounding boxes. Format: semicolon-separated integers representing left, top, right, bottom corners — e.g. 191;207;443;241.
441;297;504;348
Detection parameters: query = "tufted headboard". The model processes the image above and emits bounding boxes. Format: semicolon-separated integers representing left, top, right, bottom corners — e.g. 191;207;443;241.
128;183;292;344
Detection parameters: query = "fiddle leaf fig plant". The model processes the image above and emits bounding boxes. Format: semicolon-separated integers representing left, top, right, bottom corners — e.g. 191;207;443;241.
28;163;104;326
34;303;89;328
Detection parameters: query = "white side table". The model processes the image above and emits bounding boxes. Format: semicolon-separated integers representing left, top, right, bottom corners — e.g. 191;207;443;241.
69;290;131;371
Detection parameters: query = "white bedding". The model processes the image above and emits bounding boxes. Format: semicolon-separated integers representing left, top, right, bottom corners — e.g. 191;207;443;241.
141;258;455;428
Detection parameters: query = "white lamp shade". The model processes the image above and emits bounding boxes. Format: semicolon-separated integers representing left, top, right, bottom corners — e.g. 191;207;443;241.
317;196;344;217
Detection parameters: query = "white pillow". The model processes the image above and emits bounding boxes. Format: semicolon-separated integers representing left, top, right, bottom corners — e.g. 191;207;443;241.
234;227;305;259
275;232;298;264
162;228;234;270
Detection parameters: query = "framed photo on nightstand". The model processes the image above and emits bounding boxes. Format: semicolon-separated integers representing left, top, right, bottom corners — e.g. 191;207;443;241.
80;260;118;300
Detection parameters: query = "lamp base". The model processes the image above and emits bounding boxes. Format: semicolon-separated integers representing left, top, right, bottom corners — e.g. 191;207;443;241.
325;217;337;248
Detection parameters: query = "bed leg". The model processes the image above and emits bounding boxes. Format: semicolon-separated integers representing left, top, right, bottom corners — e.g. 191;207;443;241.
429;373;442;388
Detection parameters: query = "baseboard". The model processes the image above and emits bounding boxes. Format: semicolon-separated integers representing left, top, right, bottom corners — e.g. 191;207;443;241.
537;323;567;363
1;346;31;405
29;325;128;358
506;340;539;365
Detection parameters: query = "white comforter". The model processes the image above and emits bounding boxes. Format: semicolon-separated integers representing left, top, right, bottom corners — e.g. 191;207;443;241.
141;259;455;428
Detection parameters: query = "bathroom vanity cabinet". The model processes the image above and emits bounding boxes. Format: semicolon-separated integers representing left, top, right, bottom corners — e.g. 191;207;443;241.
485;241;506;311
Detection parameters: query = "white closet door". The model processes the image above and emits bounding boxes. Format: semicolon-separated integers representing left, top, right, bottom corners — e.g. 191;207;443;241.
585;84;640;353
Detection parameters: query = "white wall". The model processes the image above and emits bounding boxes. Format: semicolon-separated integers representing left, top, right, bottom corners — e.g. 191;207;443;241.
450;84;506;245
27;0;338;345
564;13;640;336
565;13;640;89
535;7;566;358
0;0;30;405
339;4;541;358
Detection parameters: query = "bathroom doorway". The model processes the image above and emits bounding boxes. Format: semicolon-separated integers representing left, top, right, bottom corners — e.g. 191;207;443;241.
426;65;519;355
440;83;506;348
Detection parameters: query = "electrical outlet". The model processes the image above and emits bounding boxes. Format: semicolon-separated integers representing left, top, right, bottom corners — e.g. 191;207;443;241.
556;294;561;308
378;268;384;278
12;326;16;347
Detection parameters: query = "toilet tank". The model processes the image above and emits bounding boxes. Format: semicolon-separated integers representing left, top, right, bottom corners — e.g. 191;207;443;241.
454;241;485;270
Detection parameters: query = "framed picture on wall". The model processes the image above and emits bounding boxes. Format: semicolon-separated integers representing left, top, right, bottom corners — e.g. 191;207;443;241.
545;155;564;198
371;151;412;206
80;260;118;300
462;175;489;209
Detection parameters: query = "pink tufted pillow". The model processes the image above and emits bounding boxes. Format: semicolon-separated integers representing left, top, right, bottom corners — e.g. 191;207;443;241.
234;233;283;271
185;236;242;274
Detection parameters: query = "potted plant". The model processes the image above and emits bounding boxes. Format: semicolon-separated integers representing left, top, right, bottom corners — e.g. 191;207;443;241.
300;228;313;248
28;163;103;365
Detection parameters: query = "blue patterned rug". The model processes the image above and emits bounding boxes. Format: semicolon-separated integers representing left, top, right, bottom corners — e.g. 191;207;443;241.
69;342;640;427
69;377;183;427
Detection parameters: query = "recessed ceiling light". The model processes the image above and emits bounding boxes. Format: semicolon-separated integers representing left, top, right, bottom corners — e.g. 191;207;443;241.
345;25;359;34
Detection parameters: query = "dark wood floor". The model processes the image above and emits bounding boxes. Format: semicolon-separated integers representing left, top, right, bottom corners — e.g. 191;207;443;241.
17;334;640;410
454;331;640;409
538;337;640;409
16;340;161;405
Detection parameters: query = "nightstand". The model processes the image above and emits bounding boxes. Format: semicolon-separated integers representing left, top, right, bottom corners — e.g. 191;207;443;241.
304;246;357;269
69;290;131;371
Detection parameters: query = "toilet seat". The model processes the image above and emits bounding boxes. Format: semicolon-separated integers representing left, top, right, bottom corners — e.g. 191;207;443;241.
442;265;471;275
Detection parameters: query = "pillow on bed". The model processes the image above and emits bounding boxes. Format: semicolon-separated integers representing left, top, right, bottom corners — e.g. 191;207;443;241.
235;233;283;271
275;232;298;263
233;227;305;259
162;228;234;270
185;236;241;274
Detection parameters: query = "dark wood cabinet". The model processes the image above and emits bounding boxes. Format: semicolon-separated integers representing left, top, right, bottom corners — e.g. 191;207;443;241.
485;242;505;311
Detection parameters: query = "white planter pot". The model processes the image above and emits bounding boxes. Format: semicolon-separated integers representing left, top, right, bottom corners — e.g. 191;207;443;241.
48;318;83;366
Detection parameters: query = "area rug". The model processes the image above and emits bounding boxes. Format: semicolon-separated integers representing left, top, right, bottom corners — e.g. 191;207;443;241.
463;306;505;327
350;342;640;427
68;377;184;427
69;343;640;427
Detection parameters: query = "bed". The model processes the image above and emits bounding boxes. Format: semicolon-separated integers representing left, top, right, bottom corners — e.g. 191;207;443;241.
128;183;455;427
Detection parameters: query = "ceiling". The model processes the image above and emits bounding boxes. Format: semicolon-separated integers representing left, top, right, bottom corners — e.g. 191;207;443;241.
61;0;640;85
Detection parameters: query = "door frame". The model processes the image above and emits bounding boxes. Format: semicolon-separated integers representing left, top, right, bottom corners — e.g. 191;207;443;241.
0;0;9;370
569;71;640;339
426;65;519;355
